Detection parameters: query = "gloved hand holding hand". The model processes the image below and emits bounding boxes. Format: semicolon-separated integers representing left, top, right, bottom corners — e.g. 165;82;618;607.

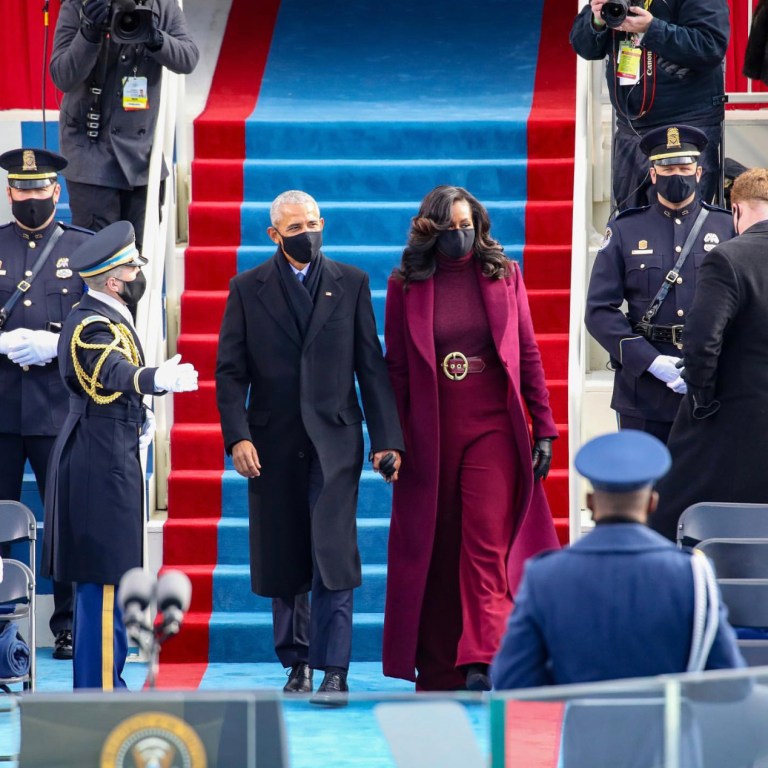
154;353;199;393
667;376;688;394
0;328;32;355
80;0;110;42
7;330;59;366
532;438;553;481
138;407;156;450
648;355;682;384
145;12;164;52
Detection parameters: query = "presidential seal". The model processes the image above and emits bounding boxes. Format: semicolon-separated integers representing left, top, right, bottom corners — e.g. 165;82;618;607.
100;712;207;768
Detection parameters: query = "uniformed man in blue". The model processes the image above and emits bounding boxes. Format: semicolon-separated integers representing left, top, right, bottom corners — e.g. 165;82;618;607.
0;147;92;661
41;221;198;689
585;125;735;444
491;430;744;692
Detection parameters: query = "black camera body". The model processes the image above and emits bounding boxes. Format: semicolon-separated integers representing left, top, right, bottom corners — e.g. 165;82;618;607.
601;0;643;29
111;0;155;44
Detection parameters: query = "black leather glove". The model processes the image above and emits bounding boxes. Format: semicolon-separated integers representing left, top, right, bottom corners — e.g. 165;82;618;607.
80;0;110;42
532;438;553;481
145;12;164;52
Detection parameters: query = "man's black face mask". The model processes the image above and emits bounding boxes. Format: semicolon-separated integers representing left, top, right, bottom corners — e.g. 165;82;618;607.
655;173;698;204
280;230;322;264
12;195;55;230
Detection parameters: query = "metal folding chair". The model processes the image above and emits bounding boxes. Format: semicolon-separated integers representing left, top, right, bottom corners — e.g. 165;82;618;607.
0;559;35;692
676;503;768;549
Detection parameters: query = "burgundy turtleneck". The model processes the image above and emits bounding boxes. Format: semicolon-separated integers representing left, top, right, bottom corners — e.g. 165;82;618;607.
433;250;497;361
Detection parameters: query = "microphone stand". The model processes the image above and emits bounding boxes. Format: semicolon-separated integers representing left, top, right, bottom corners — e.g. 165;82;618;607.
127;617;181;690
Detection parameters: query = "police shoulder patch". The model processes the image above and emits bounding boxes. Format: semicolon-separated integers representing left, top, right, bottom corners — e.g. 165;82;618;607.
599;227;613;250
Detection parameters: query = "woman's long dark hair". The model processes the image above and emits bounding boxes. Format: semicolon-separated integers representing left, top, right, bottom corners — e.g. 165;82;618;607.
394;185;510;287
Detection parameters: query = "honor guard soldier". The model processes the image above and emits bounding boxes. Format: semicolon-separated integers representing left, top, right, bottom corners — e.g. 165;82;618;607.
0;147;92;661
41;221;198;690
585;125;735;444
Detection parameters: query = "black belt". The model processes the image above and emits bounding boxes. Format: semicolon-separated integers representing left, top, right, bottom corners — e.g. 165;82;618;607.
631;320;684;347
69;397;145;424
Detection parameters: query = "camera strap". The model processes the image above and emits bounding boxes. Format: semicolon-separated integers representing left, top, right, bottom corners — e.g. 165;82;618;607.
641;206;709;323
0;225;64;331
86;40;112;142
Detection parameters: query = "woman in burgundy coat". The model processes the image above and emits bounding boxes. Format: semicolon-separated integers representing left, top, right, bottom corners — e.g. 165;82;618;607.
382;186;559;691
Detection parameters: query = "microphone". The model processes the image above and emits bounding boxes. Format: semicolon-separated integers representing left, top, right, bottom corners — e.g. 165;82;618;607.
155;570;192;638
117;567;155;633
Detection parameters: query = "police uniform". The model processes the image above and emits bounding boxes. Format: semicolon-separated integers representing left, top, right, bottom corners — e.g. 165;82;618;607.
491;430;744;692
41;221;160;690
0;148;92;657
585;126;734;443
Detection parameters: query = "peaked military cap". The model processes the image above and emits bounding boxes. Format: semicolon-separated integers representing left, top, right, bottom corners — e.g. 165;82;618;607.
574;430;671;492
0;148;67;189
640;125;709;166
69;221;147;278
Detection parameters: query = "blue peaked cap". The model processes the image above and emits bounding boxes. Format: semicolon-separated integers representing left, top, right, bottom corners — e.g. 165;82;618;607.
574;430;672;492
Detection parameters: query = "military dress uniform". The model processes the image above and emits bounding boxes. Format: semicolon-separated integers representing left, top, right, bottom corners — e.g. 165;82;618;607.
0;148;92;655
42;222;156;689
585;126;734;442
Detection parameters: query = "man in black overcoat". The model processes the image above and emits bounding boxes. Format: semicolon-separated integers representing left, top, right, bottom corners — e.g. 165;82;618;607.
652;169;768;540
42;221;198;689
215;190;404;705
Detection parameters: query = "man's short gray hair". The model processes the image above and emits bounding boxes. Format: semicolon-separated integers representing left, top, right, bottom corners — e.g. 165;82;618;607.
270;190;319;227
83;264;129;292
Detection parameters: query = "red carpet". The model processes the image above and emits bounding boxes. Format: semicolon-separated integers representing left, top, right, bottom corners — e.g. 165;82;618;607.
493;702;565;768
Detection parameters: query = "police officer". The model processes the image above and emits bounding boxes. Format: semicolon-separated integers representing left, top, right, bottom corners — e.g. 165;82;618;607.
491;429;744;692
41;221;198;689
0;148;92;661
585;125;734;444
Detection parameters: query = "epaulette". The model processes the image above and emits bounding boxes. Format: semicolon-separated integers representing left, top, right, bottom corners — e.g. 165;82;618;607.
613;204;652;222
701;201;731;215
57;222;95;235
80;314;112;327
0;222;12;230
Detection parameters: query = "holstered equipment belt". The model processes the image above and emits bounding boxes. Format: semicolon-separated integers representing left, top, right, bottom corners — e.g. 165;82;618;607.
630;320;684;347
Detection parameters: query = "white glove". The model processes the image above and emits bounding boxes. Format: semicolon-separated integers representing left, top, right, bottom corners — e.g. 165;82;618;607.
0;327;32;355
647;355;682;384
7;329;59;366
667;376;688;394
139;407;156;449
154;353;199;393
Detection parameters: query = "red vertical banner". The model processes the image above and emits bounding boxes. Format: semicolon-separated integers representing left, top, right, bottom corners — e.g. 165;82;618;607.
0;0;62;110
727;0;768;94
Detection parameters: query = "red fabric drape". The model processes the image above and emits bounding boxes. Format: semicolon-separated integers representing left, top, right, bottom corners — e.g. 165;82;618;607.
727;0;768;96
0;0;62;110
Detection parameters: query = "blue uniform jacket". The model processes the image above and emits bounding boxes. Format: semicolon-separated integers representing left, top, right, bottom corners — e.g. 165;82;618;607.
0;220;90;436
585;200;734;422
569;0;729;130
491;523;745;689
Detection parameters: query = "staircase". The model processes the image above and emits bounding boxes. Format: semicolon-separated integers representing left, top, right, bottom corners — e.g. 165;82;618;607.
161;0;574;674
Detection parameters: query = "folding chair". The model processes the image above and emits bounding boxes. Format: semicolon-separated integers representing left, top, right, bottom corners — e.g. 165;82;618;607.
0;559;35;692
694;539;768;579
676;503;768;549
0;501;38;692
716;579;768;669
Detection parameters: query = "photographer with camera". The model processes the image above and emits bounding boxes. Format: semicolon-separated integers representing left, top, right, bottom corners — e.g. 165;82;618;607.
49;0;198;253
570;0;729;212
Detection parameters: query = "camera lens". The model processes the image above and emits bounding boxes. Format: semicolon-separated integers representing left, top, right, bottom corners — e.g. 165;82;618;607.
601;0;629;28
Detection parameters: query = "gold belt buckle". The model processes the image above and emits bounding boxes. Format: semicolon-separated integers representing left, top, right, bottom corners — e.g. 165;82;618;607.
442;351;469;381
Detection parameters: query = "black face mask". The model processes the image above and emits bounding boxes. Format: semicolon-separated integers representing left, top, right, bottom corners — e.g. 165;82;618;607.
280;230;323;264
655;173;698;204
116;270;147;306
12;195;55;230
436;228;475;259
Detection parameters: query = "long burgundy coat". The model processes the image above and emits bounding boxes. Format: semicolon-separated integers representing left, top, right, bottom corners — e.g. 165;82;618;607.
382;260;560;682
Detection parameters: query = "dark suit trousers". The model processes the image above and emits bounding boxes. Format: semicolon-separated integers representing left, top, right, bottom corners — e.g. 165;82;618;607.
617;414;673;445
0;433;73;633
416;364;519;691
271;447;354;671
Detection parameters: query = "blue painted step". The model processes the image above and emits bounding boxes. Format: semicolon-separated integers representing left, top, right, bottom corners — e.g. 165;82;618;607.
243;158;527;202
246;118;529;160
217;517;390;565
240;201;525;246
213;563;387;613
208;611;386;663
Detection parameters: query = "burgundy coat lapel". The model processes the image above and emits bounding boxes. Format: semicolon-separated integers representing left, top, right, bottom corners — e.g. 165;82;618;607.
476;262;511;360
404;278;436;370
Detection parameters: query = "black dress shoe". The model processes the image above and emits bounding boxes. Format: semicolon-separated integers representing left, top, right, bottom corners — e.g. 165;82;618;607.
52;629;73;661
309;670;349;707
283;663;313;693
465;664;492;692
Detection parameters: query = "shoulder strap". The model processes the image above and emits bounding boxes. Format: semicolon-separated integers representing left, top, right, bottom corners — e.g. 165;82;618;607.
642;207;710;323
0;225;65;330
